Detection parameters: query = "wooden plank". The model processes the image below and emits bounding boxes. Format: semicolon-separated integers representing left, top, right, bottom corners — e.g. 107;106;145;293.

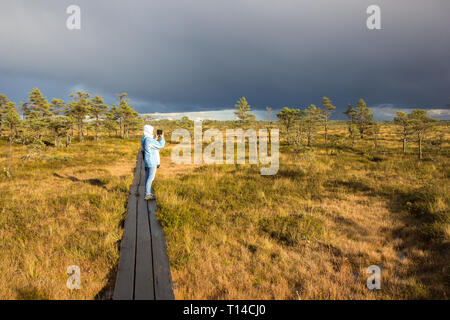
113;186;138;300
131;148;142;187
134;186;155;300
148;200;175;300
139;149;146;187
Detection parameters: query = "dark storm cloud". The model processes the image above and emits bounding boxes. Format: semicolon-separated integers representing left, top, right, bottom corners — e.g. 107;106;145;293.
0;0;449;118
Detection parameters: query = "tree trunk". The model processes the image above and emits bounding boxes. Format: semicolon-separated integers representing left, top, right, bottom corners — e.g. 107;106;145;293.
78;119;83;142
418;133;422;160
66;133;70;147
402;137;406;153
8;124;13;144
324;116;328;154
95;117;99;141
307;127;311;147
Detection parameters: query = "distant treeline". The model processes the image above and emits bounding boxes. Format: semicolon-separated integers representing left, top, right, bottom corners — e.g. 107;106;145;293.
0;91;444;160
234;96;442;160
0;88;144;147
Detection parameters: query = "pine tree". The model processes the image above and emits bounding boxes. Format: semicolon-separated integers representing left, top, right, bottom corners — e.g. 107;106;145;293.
117;93;128;137
105;105;120;137
321;97;336;154
50;98;66;116
118;94;138;138
22;88;51;141
90;95;108;141
48;99;68;147
277;107;302;134
393;111;410;153
354;99;373;139
180;116;192;129
234;97;254;124
0;93;10;138
368;121;381;150
24;88;51;119
343;104;357;147
2;101;21;143
304;104;321;147
266;106;273;144
68;90;91;141
407;109;438;160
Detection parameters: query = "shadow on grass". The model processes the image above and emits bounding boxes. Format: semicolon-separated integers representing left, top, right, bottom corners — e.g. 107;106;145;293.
16;287;50;300
94;170;135;300
330;177;449;298
94;264;118;300
53;173;107;189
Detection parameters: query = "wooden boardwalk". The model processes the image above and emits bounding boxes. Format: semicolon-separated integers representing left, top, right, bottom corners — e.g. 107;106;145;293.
113;150;174;300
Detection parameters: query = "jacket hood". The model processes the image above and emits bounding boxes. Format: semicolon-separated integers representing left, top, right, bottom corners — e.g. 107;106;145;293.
143;125;154;138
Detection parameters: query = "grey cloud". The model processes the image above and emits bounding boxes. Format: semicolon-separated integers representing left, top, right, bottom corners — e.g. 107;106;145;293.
0;0;449;118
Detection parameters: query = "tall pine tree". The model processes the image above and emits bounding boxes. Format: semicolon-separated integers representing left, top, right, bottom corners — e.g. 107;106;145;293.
68;90;91;141
234;97;254;124
0;93;10;138
394;111;410;154
90;95;108;141
408;109;438;160
354;99;373;139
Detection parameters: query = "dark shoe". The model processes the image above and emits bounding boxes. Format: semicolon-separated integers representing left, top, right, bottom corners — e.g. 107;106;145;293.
144;193;156;201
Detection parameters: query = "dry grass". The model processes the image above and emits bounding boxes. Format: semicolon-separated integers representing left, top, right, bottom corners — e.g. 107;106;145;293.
154;122;449;299
0;137;138;299
0;121;448;300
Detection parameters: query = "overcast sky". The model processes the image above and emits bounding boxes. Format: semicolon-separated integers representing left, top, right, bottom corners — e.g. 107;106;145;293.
1;0;449;120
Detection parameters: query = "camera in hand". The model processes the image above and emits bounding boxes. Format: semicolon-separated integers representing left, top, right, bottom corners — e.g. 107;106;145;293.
157;129;163;136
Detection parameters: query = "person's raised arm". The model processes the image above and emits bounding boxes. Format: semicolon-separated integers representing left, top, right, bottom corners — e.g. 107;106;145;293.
149;135;165;150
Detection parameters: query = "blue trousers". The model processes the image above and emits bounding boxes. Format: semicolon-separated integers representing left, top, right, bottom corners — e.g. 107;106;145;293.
144;166;157;195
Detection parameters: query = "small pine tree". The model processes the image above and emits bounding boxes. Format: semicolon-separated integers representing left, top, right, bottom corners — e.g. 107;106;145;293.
105;105;120;137
90;95;108;141
22;88;51;142
393;111;410;153
277;107;302;133
2;101;21;143
343;104;357;147
49;98;67;147
368;121;381;150
0;93;10;138
119;95;138;138
407;109;438;160
68;90;91;141
266;106;273;143
321;97;336;154
234;97;254;124
24;88;51;119
304;104;321;147
354;99;373;139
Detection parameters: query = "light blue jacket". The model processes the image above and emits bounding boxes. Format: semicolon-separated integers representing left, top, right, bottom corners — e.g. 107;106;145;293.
141;136;165;167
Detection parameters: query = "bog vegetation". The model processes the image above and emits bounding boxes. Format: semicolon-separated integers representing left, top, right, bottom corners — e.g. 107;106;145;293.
0;90;449;299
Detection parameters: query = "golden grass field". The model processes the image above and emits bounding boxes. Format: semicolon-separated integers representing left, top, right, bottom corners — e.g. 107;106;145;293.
0;121;449;299
155;122;449;299
0;138;138;299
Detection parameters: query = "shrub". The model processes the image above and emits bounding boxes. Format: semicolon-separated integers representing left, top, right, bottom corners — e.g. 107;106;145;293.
259;214;325;246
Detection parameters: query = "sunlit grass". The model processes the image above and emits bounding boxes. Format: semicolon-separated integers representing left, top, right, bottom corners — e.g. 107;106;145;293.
155;122;449;299
0;137;138;299
0;121;448;300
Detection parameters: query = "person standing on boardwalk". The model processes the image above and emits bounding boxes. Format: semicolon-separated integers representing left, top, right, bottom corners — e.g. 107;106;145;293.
141;125;165;200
